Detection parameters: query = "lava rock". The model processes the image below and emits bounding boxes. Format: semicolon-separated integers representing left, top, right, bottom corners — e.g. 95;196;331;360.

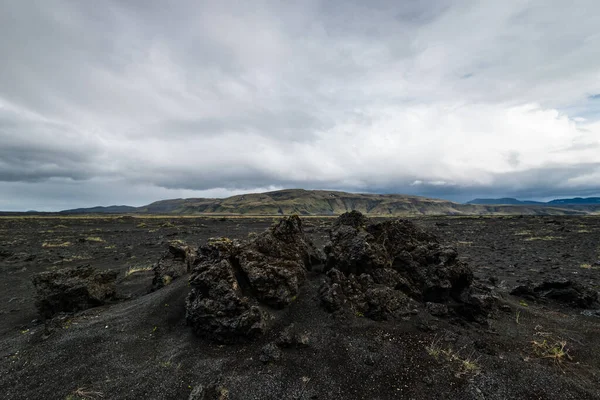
511;279;598;308
319;268;416;320
151;243;196;290
259;343;283;363
185;239;266;343
276;324;310;348
185;217;322;342
426;302;449;317
320;211;493;321
237;215;323;308
32;265;117;319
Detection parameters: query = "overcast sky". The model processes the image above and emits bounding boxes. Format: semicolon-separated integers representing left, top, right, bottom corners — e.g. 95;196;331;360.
1;0;600;210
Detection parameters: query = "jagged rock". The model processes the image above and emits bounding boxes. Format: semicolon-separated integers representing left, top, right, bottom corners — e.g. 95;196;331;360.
152;243;196;290
511;279;598;308
320;211;492;321
237;215;323;308
32;265;117;319
186;239;265;343
426;302;449;317
259;343;283;363
186;217;322;342
319;269;416;320
276;324;310;348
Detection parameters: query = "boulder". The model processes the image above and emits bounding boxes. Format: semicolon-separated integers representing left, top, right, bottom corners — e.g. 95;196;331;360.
186;239;265;343
185;217;322;342
276;324;310;348
511;279;598;308
32;265;117;319
320;211;492;321
259;343;283;363
152;243;196;290
237;215;322;308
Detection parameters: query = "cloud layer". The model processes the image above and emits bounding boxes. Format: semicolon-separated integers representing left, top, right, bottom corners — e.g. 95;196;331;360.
1;0;600;210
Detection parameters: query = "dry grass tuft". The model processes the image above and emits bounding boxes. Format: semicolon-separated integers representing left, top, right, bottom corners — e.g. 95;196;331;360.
125;265;153;277
85;236;105;242
42;241;72;248
67;387;104;399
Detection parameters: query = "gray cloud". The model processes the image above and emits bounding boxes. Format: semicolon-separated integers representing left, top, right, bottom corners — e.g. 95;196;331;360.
1;0;600;210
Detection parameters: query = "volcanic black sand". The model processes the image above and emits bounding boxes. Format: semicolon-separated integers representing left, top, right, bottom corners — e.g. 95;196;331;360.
1;215;599;399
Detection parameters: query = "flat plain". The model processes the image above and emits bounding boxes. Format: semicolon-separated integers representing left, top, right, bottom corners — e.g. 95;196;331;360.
1;215;599;399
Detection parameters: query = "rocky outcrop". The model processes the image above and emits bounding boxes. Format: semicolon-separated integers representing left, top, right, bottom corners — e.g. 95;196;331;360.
237;215;322;308
32;265;117;318
511;279;599;308
185;217;322;343
186;238;266;343
320;211;493;321
152;243;196;290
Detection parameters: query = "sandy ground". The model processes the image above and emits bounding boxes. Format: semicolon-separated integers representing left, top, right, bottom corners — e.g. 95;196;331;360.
1;215;599;399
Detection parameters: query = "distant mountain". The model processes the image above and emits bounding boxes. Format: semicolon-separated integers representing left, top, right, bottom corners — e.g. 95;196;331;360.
467;198;544;205
53;189;600;216
467;197;600;206
60;205;138;214
547;197;600;205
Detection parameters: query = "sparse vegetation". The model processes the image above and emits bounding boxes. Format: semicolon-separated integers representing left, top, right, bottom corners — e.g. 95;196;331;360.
66;387;104;399
85;236;105;242
524;236;562;241
425;337;480;377
42;241;72;248
531;338;573;367
125;265;153;277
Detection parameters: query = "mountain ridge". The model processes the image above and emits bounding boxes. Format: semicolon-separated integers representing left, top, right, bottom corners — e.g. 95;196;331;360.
52;189;600;216
468;197;600;205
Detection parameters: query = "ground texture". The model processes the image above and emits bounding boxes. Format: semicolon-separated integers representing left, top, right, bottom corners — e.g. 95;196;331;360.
1;215;599;399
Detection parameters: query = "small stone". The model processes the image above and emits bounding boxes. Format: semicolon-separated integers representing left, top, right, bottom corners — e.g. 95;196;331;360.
259;343;282;364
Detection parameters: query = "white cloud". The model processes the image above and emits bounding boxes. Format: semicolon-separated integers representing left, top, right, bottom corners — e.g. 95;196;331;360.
1;0;600;209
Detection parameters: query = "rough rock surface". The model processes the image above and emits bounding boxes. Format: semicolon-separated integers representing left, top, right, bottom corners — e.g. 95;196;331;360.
259;343;283;363
185;238;266;343
320;211;493;320
32;265;117;318
237;215;322;308
185;217;322;342
511;279;599;308
152;243;196;290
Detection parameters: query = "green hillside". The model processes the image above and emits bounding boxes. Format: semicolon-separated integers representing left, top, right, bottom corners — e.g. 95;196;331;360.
135;189;600;216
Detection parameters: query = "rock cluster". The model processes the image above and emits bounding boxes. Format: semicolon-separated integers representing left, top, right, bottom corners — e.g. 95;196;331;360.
511;279;598;308
32;265;117;318
319;211;493;320
185;216;322;343
152;243;196;290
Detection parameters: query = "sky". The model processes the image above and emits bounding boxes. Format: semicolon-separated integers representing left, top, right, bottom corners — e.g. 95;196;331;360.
1;0;600;211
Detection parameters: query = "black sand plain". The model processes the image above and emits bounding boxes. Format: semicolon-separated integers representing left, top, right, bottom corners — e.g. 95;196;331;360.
1;215;599;399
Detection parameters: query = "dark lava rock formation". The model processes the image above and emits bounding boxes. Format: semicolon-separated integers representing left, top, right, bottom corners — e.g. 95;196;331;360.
185;216;322;343
320;211;494;321
152;243;196;290
511;279;599;308
32;265;117;319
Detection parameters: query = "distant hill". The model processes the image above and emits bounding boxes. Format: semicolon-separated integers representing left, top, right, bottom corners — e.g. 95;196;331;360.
139;189;467;216
467;198;543;205
53;189;600;216
467;197;600;206
60;205;138;214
